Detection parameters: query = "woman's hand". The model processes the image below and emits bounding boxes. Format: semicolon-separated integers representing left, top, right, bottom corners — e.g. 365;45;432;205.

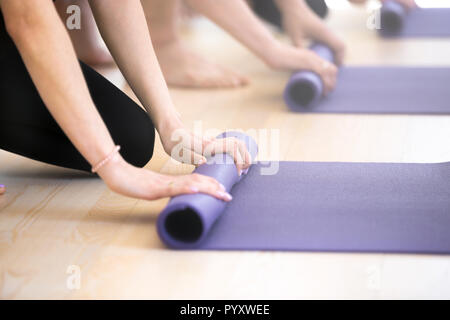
382;0;417;8
97;154;233;201
275;0;347;65
156;115;252;176
266;43;338;95
349;0;417;9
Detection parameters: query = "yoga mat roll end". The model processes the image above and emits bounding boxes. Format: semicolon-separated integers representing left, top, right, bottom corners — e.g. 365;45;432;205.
379;0;407;37
157;131;258;249
284;43;335;111
284;72;324;109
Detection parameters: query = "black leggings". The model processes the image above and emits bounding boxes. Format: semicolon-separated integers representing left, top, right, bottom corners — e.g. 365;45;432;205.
0;17;155;173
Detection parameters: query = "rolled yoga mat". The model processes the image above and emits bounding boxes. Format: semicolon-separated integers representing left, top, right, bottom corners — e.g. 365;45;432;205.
284;43;450;114
159;160;450;254
157;131;258;249
379;1;450;37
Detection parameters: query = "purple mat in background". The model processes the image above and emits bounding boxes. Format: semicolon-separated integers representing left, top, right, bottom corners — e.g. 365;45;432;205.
284;44;450;113
380;1;450;38
297;66;450;114
192;161;450;253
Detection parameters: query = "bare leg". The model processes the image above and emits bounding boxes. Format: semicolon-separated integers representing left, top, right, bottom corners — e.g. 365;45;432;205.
141;0;248;88
55;0;113;65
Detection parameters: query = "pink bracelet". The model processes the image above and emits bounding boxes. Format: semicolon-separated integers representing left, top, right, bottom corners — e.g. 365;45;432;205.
91;145;121;173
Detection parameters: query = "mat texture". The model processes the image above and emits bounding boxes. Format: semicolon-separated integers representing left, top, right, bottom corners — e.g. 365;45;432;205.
158;134;450;253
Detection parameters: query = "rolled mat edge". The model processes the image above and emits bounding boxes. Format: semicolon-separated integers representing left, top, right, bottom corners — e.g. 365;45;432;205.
157;131;259;249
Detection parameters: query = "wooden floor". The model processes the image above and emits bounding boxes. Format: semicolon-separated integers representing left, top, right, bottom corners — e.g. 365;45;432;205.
1;7;450;299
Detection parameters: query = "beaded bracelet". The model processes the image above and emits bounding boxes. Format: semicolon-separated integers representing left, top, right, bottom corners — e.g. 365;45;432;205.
91;145;121;173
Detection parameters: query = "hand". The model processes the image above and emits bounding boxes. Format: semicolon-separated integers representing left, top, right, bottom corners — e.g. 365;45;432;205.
97;154;233;201
349;0;417;9
267;43;338;95
276;0;347;65
381;0;417;9
156;115;252;176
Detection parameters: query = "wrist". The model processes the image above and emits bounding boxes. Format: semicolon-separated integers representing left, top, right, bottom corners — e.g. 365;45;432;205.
155;110;183;134
261;41;287;69
96;151;129;182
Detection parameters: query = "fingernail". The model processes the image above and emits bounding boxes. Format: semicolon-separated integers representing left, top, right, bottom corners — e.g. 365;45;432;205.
238;170;242;176
219;183;226;191
218;191;233;201
243;168;249;175
198;157;206;165
0;184;5;188
191;187;199;193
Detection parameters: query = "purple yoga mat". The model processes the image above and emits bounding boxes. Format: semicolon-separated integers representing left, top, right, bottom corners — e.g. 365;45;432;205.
157;131;258;249
284;43;450;114
284;43;335;109
160;160;450;254
380;1;450;38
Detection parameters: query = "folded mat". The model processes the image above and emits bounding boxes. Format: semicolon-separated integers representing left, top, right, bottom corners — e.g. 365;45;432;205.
379;1;450;38
284;43;450;113
158;133;450;254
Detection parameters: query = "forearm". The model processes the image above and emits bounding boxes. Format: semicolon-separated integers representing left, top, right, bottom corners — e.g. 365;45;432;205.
88;0;178;130
185;0;281;66
274;0;309;13
275;0;334;39
1;0;115;167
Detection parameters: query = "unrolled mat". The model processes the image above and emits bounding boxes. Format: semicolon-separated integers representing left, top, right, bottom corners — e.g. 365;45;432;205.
284;43;450;113
379;1;450;38
157;133;450;254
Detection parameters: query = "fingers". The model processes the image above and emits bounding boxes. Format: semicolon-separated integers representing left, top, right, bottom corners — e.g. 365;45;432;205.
168;174;233;202
292;34;305;49
0;184;5;195
331;40;346;66
402;0;417;9
381;0;416;9
182;147;207;166
205;137;252;175
236;139;251;173
318;59;338;95
171;130;252;175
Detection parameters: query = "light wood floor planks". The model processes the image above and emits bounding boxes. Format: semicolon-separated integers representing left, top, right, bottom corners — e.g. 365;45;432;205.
1;7;450;299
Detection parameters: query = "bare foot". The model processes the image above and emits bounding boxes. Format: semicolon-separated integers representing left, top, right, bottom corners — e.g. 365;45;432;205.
154;40;249;89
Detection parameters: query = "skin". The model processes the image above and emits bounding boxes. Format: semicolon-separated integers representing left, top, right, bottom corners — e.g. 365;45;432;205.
0;0;251;201
143;0;249;88
349;0;417;8
274;0;346;65
53;0;339;91
54;0;113;65
185;0;338;94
